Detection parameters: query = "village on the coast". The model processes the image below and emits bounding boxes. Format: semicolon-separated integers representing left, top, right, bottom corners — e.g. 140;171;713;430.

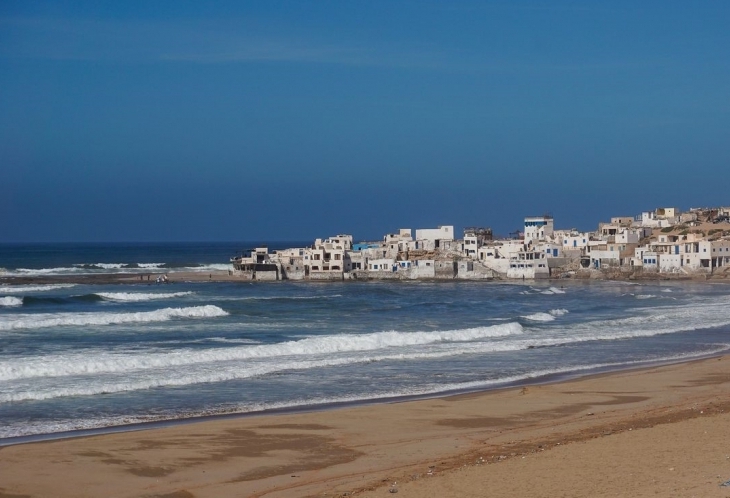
230;206;730;281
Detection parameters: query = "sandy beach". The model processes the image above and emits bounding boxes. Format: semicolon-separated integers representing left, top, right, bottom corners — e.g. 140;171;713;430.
2;356;730;498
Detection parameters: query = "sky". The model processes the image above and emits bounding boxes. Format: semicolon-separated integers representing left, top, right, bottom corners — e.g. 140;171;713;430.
1;1;729;242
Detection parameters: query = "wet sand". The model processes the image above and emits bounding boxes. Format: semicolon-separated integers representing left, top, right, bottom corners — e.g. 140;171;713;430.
2;356;730;497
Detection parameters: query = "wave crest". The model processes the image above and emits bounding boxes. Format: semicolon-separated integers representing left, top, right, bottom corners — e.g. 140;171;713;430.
0;296;23;307
0;322;524;381
96;292;193;302
0;305;228;331
522;312;555;322
0;284;77;293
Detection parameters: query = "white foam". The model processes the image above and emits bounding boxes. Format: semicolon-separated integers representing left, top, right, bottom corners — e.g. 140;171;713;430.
549;309;569;317
12;267;85;275
208;337;261;344
11;295;730;385
0;322;524;381
0;305;228;332
0;284;76;293
0;297;23;307
548;286;566;294
0;345;527;403
238;294;342;301
184;264;232;272
660;288;673;293
5;344;728;437
96;292;193;302
635;294;656;299
5;263;232;276
522;312;555;322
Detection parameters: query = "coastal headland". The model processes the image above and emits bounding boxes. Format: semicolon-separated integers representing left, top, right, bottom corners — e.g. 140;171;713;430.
2;356;730;497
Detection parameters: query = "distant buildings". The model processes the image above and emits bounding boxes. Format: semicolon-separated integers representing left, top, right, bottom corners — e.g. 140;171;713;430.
230;205;730;281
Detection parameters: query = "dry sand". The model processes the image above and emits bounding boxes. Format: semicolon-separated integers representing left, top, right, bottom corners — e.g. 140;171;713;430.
2;357;730;498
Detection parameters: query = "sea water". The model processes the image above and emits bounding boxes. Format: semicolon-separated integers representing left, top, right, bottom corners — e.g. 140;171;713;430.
1;243;730;441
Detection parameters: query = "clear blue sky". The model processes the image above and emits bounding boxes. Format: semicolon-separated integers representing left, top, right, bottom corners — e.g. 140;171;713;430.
2;1;729;242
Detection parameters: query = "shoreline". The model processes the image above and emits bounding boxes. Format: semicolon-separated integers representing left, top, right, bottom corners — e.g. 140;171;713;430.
4;348;728;448
2;354;730;497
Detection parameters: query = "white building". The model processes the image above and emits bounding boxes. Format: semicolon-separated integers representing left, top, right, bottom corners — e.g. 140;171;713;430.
304;234;353;279
368;258;396;272
415;226;454;250
507;250;549;279
411;259;436;278
462;233;478;258
641;251;659;269
524;216;554;244
558;231;591;251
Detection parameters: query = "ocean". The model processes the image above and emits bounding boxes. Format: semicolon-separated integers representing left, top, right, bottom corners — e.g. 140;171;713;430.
1;242;730;443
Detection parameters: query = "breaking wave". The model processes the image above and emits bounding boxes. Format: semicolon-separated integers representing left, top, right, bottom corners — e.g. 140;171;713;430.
12;267;85;275
0;305;228;332
238;295;342;301
74;263;126;269
181;264;232;272
520;309;569;321
541;286;567;295
2;343;728;412
95;292;193;302
7;295;730;386
0;297;23;307
4;263;231;276
0;322;525;381
0;284;77;293
522;312;555;322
